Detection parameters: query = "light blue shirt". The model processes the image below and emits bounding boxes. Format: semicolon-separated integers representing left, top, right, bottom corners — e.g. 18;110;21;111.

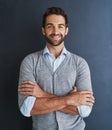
20;46;91;117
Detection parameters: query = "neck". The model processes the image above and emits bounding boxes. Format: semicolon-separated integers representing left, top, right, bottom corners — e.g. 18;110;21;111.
46;43;64;58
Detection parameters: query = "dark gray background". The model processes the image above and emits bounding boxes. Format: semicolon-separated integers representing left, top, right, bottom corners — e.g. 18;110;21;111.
0;0;112;130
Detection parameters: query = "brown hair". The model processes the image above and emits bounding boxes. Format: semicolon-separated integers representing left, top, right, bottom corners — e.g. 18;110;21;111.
42;7;68;27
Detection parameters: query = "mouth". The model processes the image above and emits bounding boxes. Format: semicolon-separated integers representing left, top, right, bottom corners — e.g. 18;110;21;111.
50;34;61;41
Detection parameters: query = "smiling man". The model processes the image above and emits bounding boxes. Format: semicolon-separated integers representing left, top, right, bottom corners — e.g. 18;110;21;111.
18;7;95;130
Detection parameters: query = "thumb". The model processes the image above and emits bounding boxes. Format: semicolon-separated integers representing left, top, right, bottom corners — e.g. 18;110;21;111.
73;86;77;92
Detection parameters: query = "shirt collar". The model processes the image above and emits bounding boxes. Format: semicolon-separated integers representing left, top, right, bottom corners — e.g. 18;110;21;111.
43;46;67;56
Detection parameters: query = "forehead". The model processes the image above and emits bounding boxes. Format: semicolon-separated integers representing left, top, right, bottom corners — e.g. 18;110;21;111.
45;14;66;25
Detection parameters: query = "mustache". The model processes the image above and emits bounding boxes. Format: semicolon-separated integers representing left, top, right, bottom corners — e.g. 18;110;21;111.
50;34;61;37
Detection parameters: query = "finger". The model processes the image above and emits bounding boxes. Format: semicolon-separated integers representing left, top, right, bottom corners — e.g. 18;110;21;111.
86;94;95;101
81;99;94;106
19;91;34;96
71;87;77;93
81;91;93;94
19;84;34;89
80;100;94;106
18;88;33;94
90;97;95;103
86;102;94;106
73;87;77;92
18;87;33;92
85;94;93;98
90;95;95;101
22;80;36;85
86;97;95;104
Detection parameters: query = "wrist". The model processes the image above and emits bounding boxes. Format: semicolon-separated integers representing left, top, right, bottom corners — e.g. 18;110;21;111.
65;95;71;106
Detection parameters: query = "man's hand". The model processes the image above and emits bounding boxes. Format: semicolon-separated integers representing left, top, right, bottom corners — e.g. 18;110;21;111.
67;87;95;106
18;80;52;97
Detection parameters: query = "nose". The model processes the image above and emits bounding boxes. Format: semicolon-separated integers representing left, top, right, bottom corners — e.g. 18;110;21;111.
53;27;59;34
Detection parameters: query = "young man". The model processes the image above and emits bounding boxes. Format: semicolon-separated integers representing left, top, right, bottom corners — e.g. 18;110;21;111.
18;7;95;130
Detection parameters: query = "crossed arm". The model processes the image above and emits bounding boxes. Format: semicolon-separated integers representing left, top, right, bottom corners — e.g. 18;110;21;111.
18;80;95;115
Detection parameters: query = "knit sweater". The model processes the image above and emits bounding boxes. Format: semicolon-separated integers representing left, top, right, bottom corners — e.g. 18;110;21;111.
18;50;92;130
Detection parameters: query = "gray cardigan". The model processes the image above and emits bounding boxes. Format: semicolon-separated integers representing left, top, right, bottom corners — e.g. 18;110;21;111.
18;50;92;130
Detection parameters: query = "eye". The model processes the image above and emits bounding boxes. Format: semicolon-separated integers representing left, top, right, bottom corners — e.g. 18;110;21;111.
46;24;53;29
58;24;65;29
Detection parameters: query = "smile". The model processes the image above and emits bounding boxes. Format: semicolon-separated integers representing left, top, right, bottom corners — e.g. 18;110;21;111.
50;34;61;40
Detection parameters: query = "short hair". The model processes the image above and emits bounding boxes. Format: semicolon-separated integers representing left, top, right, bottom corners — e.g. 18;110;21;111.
42;7;68;27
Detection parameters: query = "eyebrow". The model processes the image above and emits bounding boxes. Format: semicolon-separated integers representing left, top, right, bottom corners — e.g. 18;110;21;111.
46;23;53;26
46;23;66;26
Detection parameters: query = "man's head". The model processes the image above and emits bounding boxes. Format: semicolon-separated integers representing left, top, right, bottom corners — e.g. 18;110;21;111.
42;7;69;46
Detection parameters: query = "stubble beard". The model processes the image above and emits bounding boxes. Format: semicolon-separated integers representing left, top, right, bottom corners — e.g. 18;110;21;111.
44;34;66;46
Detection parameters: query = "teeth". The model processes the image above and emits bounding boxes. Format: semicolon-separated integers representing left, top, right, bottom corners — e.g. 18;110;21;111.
53;35;60;37
50;34;61;41
53;37;60;40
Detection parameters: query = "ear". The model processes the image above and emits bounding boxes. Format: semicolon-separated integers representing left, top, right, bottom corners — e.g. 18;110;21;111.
42;27;45;35
65;27;69;35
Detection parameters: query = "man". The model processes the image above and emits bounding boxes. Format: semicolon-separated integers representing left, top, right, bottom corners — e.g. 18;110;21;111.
18;7;95;130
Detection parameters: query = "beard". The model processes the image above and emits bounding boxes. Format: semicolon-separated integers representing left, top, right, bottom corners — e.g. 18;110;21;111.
44;33;66;46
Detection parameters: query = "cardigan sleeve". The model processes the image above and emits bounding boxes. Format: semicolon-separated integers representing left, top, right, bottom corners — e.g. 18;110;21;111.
76;57;93;117
18;53;37;117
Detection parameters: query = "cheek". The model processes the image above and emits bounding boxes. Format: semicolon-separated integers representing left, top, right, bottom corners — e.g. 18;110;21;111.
61;32;67;37
45;30;52;35
61;29;67;35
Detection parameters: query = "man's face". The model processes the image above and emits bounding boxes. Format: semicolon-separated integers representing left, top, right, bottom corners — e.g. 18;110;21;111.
42;14;68;46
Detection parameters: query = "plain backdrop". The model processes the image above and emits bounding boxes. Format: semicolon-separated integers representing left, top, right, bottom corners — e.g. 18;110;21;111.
0;0;112;130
